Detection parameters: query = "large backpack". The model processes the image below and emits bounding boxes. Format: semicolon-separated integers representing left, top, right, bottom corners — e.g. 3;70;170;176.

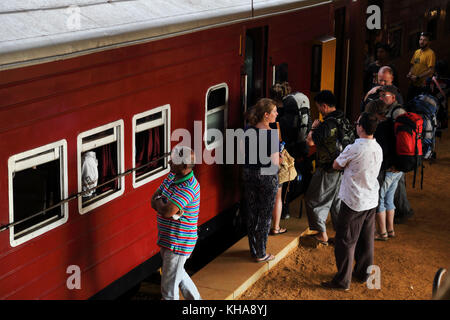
393;112;423;187
282;92;312;141
327;116;356;154
406;94;439;160
279;92;311;158
278;93;313;213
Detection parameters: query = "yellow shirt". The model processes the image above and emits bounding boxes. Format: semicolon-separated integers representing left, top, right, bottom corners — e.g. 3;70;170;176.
410;47;436;86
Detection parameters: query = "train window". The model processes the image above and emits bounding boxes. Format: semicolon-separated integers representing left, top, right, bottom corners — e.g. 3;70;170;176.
205;83;228;150
8;140;69;247
132;105;171;188
77;120;124;214
273;63;288;85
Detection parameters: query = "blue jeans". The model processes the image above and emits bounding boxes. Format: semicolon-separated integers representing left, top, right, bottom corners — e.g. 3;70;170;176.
160;247;201;300
378;171;403;213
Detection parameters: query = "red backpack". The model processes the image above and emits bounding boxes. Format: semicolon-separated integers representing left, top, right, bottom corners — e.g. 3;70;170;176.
394;112;423;187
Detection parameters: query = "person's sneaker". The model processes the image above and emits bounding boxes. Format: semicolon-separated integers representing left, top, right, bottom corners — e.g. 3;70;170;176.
321;280;350;291
281;213;290;219
281;206;290;219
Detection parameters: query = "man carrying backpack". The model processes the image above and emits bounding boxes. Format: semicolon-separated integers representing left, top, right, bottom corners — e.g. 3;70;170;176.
376;85;415;224
304;90;355;245
375;86;413;239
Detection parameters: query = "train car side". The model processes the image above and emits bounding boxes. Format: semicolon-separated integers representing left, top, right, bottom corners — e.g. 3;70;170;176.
0;4;334;299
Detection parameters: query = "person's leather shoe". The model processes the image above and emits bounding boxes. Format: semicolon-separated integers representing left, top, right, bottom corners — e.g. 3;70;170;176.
352;272;368;283
321;280;350;291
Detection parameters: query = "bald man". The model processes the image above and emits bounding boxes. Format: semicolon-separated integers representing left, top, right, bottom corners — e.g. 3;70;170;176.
361;66;404;112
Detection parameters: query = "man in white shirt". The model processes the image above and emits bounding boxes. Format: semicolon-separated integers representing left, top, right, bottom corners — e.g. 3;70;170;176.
321;112;383;291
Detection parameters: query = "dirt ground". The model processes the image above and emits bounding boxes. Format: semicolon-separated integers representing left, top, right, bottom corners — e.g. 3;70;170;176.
240;130;450;300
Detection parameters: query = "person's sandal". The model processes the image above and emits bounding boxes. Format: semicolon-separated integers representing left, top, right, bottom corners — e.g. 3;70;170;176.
255;253;275;263
270;227;287;235
375;232;389;241
387;230;396;238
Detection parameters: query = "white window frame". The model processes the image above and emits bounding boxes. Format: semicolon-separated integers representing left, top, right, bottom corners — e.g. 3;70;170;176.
8;140;69;247
77;120;125;215
204;83;229;150
132;104;171;189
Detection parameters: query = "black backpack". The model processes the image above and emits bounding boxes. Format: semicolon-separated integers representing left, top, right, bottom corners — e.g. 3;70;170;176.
327;116;356;155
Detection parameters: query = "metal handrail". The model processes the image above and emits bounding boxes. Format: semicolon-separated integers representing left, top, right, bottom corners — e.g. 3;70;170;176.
0;152;171;232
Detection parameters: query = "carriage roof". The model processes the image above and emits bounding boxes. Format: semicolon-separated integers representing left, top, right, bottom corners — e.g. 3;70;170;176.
0;0;329;70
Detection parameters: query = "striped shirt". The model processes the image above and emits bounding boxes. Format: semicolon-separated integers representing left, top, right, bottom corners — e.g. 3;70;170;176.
156;171;200;256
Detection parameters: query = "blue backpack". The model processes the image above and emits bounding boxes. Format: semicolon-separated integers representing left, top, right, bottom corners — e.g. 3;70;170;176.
407;94;439;160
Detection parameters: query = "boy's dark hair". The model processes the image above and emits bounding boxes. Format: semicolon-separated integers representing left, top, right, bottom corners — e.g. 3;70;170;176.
365;99;388;115
314;90;336;107
378;84;399;96
359;112;378;136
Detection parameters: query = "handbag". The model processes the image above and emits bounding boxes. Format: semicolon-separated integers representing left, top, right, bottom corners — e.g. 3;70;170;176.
276;122;297;184
278;148;297;184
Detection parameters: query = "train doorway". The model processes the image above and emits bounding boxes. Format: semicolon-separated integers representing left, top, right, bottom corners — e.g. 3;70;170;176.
243;26;269;112
334;6;349;116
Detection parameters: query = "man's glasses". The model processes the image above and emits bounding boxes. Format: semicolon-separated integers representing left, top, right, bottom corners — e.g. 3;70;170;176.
379;93;393;98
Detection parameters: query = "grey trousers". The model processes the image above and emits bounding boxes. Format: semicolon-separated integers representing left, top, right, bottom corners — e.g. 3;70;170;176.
333;202;376;288
394;173;413;217
304;168;342;232
160;247;201;300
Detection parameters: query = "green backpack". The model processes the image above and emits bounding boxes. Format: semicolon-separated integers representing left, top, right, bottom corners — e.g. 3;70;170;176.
322;116;356;163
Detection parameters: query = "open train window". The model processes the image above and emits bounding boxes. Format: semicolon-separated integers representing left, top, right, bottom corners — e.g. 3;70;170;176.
77;120;124;214
273;63;288;85
8;140;68;247
132;105;170;188
205;83;228;150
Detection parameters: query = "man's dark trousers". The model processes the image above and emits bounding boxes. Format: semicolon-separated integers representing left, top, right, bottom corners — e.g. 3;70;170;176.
332;202;376;288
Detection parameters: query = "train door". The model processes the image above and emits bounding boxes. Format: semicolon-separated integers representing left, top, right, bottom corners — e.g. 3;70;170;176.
334;6;350;117
310;36;337;120
242;26;269;114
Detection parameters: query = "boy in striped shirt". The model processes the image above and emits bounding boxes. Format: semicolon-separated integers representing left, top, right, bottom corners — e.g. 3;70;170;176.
151;145;201;300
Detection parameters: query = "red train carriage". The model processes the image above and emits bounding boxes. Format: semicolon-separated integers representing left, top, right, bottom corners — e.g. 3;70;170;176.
11;0;445;299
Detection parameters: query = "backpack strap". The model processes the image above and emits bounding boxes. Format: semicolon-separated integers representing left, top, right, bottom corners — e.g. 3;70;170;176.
420;162;424;190
276;122;282;142
390;104;403;119
432;76;446;100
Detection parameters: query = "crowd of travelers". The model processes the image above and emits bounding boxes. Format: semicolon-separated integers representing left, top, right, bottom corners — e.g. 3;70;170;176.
149;31;448;299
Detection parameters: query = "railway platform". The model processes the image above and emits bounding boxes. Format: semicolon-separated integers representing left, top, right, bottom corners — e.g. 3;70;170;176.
191;197;311;300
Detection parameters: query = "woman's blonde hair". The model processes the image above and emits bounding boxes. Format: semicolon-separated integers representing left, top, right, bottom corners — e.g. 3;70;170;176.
245;98;277;126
